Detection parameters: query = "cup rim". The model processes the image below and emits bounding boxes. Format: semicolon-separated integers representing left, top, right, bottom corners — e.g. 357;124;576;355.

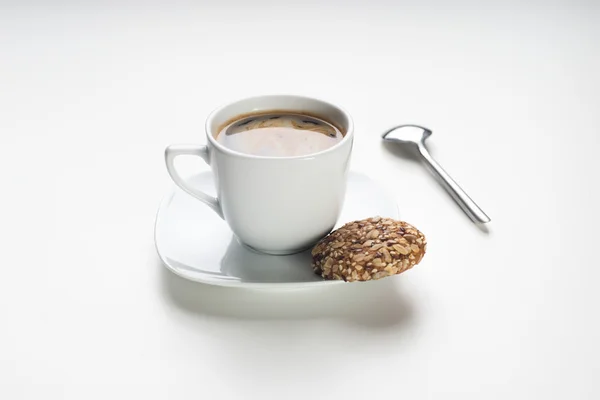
204;94;354;160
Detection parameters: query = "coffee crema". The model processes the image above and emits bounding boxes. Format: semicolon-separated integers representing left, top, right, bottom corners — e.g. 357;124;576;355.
216;111;344;157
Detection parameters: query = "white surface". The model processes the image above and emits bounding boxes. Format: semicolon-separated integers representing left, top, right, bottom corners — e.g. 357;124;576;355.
156;171;399;287
1;1;599;399
165;94;354;254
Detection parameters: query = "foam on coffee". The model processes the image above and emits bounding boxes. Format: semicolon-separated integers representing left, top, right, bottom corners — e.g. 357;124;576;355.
216;112;344;157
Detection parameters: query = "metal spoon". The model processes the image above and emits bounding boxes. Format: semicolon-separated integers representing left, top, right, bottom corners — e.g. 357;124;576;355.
382;125;491;224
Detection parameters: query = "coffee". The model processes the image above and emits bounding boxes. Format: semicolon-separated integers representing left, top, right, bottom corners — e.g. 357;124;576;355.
216;112;344;157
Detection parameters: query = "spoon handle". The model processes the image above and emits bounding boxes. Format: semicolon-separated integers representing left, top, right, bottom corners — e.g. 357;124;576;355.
417;144;491;224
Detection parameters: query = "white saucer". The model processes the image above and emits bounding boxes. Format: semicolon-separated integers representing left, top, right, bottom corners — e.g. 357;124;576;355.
155;171;399;289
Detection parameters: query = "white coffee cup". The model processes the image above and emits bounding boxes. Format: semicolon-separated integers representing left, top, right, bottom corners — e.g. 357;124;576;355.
165;95;354;255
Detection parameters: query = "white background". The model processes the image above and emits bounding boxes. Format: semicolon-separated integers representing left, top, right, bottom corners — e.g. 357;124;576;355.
1;1;599;398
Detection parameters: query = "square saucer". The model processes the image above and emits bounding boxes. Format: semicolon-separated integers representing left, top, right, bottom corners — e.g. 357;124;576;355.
155;171;399;289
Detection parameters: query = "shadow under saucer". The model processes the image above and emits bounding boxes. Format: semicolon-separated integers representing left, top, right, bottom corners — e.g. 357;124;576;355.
159;258;418;330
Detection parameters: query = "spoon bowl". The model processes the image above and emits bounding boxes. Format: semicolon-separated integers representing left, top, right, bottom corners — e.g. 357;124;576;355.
382;124;432;146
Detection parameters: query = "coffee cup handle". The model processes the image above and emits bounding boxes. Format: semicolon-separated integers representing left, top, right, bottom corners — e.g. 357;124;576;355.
165;144;224;219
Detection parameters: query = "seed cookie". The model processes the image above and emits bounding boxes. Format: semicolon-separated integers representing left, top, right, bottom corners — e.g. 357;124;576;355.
311;217;426;282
